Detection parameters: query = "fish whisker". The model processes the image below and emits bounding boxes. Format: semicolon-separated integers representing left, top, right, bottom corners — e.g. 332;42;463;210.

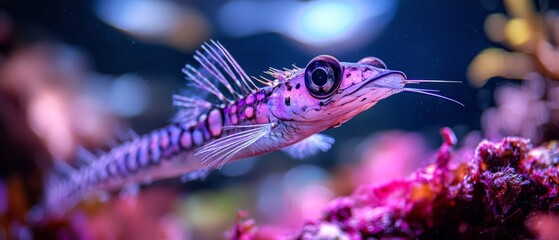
401;87;440;92
401;87;464;106
404;79;463;84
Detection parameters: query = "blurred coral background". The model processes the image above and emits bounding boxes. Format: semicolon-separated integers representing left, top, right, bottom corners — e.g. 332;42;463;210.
1;0;559;239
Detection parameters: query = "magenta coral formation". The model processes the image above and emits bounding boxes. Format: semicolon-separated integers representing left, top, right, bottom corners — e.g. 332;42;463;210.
229;132;559;239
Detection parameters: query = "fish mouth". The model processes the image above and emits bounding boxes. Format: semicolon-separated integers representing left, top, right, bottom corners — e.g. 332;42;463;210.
323;70;407;114
337;69;463;107
320;70;407;125
344;70;407;98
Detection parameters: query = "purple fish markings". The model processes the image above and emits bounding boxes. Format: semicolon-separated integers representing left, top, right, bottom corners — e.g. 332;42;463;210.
44;40;462;215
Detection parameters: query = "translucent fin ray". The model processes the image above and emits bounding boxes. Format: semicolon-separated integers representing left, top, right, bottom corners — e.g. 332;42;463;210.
263;66;300;81
175;40;264;122
210;40;257;92
182;65;229;102
201;43;248;95
282;134;335;159
181;168;211;182
195;123;274;168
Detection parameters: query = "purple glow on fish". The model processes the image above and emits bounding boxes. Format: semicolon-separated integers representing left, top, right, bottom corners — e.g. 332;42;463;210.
150;133;161;163
245;94;255;105
108;161;118;177
256;92;265;101
169;125;181;145
127;143;138;172
208;108;223;137
180;130;192;149
192;128;204;146
138;138;150;167
97;165;108;181
44;40;460;216
244;106;254;118
162;125;179;157
199;127;208;141
149;133;159;150
198;113;207;123
118;155;128;176
159;130;170;149
231;114;238;125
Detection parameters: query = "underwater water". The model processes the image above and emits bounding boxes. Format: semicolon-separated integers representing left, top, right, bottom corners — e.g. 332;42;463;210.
1;0;559;239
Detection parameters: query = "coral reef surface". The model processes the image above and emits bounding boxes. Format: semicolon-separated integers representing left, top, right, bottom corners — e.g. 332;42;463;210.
229;131;559;239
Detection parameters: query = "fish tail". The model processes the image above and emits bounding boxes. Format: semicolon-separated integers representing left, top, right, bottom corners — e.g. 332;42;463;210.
42;121;206;216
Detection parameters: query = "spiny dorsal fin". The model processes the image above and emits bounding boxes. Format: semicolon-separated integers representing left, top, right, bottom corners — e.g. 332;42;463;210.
174;40;262;123
172;94;214;122
263;65;301;82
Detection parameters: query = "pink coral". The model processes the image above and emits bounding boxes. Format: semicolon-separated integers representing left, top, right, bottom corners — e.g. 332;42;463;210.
229;131;559;239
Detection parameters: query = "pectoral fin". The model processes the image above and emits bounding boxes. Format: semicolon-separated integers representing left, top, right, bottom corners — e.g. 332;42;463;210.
282;134;335;159
195;123;275;168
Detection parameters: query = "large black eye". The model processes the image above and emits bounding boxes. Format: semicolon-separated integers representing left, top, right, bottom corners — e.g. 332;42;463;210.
358;57;387;69
304;55;342;99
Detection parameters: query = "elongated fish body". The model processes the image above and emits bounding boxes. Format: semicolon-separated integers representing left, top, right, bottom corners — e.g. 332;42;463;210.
45;41;460;215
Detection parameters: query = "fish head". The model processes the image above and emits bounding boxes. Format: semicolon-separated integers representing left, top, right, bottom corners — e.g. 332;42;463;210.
269;55;407;132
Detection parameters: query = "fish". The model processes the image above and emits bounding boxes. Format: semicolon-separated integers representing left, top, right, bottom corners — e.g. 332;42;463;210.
44;40;462;216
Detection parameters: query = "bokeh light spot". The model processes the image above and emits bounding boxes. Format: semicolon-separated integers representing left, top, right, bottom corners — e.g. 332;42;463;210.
299;1;356;43
505;18;532;47
484;13;508;43
109;74;150;117
467;48;505;87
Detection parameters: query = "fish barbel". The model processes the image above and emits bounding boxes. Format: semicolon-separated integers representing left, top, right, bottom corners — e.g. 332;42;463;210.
45;40;462;215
